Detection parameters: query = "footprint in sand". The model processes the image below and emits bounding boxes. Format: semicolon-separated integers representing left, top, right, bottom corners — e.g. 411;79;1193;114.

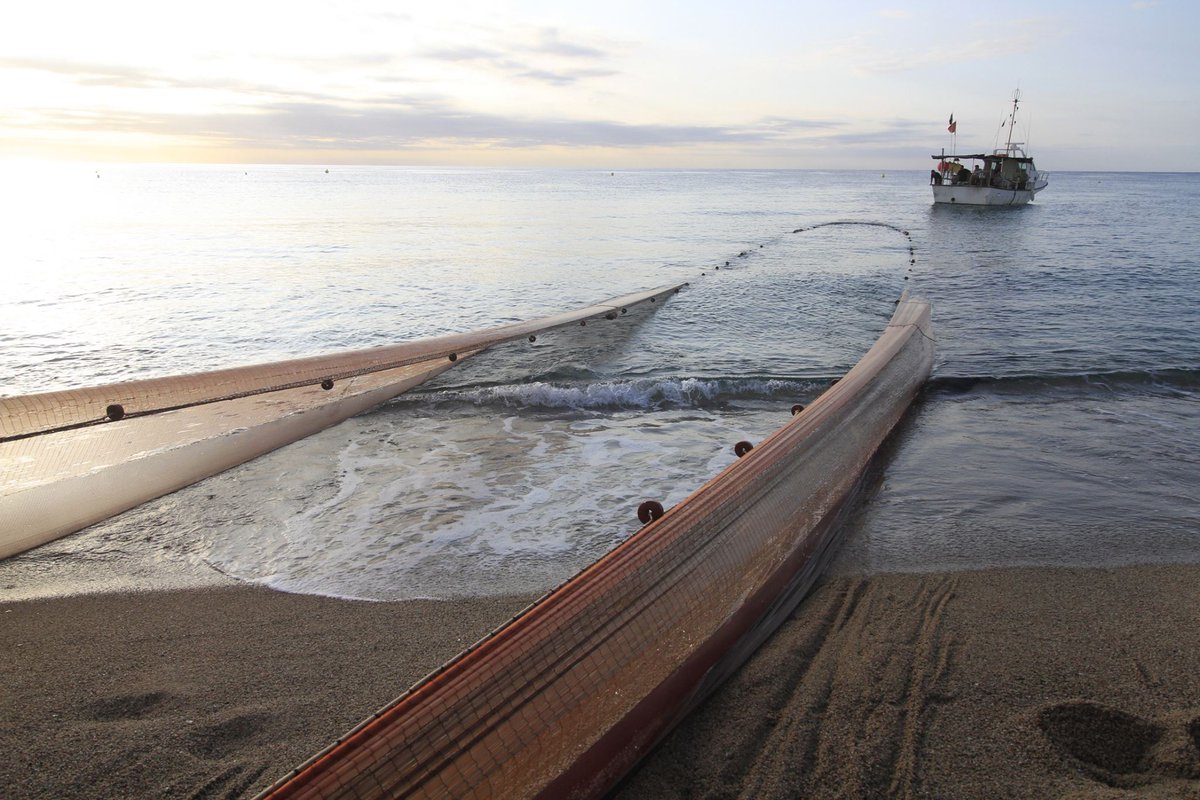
82;691;168;721
186;711;273;760
1038;700;1200;787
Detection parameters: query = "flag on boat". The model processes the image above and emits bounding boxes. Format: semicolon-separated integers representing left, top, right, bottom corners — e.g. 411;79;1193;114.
947;114;956;134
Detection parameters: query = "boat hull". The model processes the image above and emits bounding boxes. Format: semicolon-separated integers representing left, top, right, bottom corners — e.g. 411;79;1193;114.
932;183;1043;205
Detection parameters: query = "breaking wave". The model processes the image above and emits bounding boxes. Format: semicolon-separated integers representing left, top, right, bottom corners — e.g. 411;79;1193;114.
405;376;823;411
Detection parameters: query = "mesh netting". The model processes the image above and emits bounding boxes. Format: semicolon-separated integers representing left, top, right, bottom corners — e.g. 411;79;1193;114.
0;285;684;560
259;295;934;800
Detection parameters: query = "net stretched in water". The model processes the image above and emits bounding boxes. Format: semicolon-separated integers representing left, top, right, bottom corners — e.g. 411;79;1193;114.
0;285;684;560
259;294;935;800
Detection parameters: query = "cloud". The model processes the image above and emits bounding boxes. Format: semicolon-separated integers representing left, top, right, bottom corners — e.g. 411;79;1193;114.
419;25;619;86
1;48;756;152
531;28;607;60
273;52;398;71
804;17;1056;73
190;101;766;150
1;92;844;153
0;56;357;103
0;32;900;163
514;66;619;86
421;45;502;62
0;57;181;89
419;45;615;86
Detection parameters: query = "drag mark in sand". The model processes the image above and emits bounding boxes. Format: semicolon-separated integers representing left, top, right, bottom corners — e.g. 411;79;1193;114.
712;579;871;798
600;566;1200;800
82;691;168;722
727;575;959;800
186;762;272;800
886;577;959;800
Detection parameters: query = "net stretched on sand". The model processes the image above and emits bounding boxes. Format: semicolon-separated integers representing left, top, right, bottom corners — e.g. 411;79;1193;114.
0;284;684;560
259;294;934;800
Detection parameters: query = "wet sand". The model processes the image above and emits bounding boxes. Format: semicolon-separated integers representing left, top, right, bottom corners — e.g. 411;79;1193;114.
4;565;1200;799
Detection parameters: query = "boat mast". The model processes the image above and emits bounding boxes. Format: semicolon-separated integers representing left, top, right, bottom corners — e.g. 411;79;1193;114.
1005;89;1021;152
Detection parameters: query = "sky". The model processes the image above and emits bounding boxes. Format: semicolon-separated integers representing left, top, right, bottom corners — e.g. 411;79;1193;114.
1;1;1196;171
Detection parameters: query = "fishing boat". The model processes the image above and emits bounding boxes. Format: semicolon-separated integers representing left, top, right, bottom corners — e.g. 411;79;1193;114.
930;90;1049;206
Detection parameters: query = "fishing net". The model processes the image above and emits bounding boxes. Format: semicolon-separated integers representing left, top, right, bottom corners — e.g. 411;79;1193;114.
259;295;934;800
0;285;684;560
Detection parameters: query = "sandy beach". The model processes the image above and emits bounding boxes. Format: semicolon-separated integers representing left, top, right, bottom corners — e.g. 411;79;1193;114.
1;587;537;799
4;565;1200;799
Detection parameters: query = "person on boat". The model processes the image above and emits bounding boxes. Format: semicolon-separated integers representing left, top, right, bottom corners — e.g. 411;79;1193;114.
956;165;970;184
930;169;942;185
971;165;983;186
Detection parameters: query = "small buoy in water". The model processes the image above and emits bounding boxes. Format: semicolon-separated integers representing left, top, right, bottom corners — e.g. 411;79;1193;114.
325;169;329;173
620;308;627;315
528;335;536;343
650;297;656;302
606;312;617;320
790;404;805;416
448;353;458;362
320;379;334;390
105;404;125;421
734;440;754;457
580;320;587;326
637;500;665;525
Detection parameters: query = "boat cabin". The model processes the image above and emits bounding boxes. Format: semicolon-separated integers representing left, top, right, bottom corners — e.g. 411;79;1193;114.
931;149;1038;191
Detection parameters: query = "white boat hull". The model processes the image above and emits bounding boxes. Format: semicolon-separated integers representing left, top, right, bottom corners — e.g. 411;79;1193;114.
932;183;1044;206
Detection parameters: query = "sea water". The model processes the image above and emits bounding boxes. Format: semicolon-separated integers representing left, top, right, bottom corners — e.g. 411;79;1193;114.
1;166;1197;600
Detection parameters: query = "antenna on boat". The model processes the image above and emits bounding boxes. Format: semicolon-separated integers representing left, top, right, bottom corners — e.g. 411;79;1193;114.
1005;88;1021;153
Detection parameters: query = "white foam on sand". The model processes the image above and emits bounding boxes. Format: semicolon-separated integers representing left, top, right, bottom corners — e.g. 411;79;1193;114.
0;398;795;601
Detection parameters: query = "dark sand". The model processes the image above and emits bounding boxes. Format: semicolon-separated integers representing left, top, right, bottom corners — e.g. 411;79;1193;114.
4;566;1200;799
618;566;1200;800
1;587;537;799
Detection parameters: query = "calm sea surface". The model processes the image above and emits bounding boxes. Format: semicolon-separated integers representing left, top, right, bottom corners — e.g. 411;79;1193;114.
2;166;1197;600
